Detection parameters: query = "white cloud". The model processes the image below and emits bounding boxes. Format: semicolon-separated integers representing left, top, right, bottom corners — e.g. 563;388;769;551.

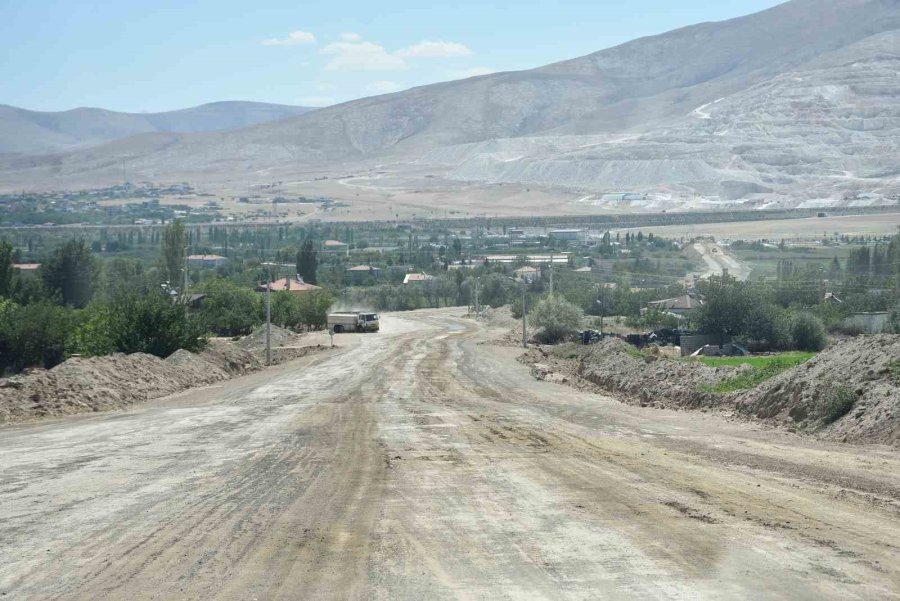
397;40;473;58
339;32;362;42
449;66;496;79
321;40;406;71
262;30;316;46
366;80;403;94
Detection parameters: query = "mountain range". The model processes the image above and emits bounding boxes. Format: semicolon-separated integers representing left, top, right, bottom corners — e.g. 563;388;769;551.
0;102;313;156
2;0;899;211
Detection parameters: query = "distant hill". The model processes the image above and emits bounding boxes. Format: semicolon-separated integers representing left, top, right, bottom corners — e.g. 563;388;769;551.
2;0;900;209
0;101;315;155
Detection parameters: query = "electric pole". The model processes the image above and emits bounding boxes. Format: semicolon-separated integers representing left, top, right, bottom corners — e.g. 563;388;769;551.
549;252;555;296
521;282;527;348
265;272;272;366
474;278;480;319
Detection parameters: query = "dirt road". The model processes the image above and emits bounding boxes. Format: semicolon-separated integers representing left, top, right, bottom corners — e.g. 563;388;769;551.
689;242;752;282
1;310;898;600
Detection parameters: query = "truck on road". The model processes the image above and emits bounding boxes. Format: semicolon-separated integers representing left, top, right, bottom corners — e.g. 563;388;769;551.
327;311;380;333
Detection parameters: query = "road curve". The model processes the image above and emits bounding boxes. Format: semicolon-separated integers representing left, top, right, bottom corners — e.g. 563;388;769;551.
0;309;898;600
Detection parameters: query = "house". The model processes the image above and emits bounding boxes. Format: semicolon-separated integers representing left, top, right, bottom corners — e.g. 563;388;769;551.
346;265;382;282
187;254;228;269
403;273;434;285
514;266;540;283
256;275;322;294
322;240;349;255
13;263;40;278
644;294;704;317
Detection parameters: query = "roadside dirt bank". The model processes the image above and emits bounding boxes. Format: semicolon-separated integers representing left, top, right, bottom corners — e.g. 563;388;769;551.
0;325;330;425
520;335;900;446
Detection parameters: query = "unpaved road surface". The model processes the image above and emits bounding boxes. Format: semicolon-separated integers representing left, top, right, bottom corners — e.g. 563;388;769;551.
689;242;752;282
1;310;899;600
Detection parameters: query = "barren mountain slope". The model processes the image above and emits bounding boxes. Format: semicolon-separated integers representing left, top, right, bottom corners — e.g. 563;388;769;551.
0;101;314;155
435;29;900;208
2;0;899;198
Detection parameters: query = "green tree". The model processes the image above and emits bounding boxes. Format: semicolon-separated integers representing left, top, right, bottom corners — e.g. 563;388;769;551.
40;239;99;308
531;295;584;343
160;220;187;288
199;279;263;336
296;238;318;284
791;313;827;351
66;304;116;357
0;241;13;297
109;290;207;357
0;300;73;372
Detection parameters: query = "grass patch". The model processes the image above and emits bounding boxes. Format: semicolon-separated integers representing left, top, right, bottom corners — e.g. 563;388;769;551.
888;360;900;383
693;352;815;394
625;346;645;359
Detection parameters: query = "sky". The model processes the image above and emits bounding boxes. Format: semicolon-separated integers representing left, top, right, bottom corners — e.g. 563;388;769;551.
1;0;785;113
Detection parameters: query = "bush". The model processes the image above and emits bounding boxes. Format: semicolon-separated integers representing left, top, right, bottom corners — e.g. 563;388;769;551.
200;279;263;336
530;296;584;343
821;386;856;425
272;289;333;330
107;291;207;357
791;313;827;352
0;300;74;372
67;304;117;357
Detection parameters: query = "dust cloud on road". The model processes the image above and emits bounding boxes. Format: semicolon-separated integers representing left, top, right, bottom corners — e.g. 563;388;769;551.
1;310;898;600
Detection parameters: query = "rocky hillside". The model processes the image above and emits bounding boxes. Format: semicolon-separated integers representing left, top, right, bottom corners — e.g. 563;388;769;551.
3;0;900;206
0;101;314;156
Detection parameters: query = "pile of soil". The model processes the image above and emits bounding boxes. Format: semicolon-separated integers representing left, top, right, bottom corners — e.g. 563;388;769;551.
520;335;900;446
0;353;226;423
520;338;744;410
236;325;329;364
735;335;900;445
0;328;330;425
236;324;302;354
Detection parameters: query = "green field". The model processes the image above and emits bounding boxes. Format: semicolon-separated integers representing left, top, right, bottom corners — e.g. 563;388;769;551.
688;352;816;393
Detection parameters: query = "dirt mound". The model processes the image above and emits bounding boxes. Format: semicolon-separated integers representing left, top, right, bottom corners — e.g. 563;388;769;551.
0;353;215;423
520;338;743;410
736;335;900;445
236;325;302;354
0;333;320;425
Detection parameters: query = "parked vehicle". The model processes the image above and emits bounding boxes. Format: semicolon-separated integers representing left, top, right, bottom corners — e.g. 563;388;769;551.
327;311;380;333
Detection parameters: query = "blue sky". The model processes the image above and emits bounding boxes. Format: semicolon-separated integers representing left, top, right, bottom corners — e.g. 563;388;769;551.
1;0;784;113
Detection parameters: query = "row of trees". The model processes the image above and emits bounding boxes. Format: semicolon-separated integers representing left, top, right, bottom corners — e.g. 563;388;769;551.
0;224;334;374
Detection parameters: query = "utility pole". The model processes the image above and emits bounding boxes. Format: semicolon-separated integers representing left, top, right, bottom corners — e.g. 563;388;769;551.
597;283;604;336
474;277;480;319
182;245;189;318
549;252;555;296
265;272;272;366
521;282;527;348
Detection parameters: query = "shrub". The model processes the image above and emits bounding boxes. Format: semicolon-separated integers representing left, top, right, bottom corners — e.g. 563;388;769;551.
67;304;116;357
200;279;263;336
530;296;584;343
108;291;207;357
821;386;856;425
0;300;74;372
791;313;827;352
